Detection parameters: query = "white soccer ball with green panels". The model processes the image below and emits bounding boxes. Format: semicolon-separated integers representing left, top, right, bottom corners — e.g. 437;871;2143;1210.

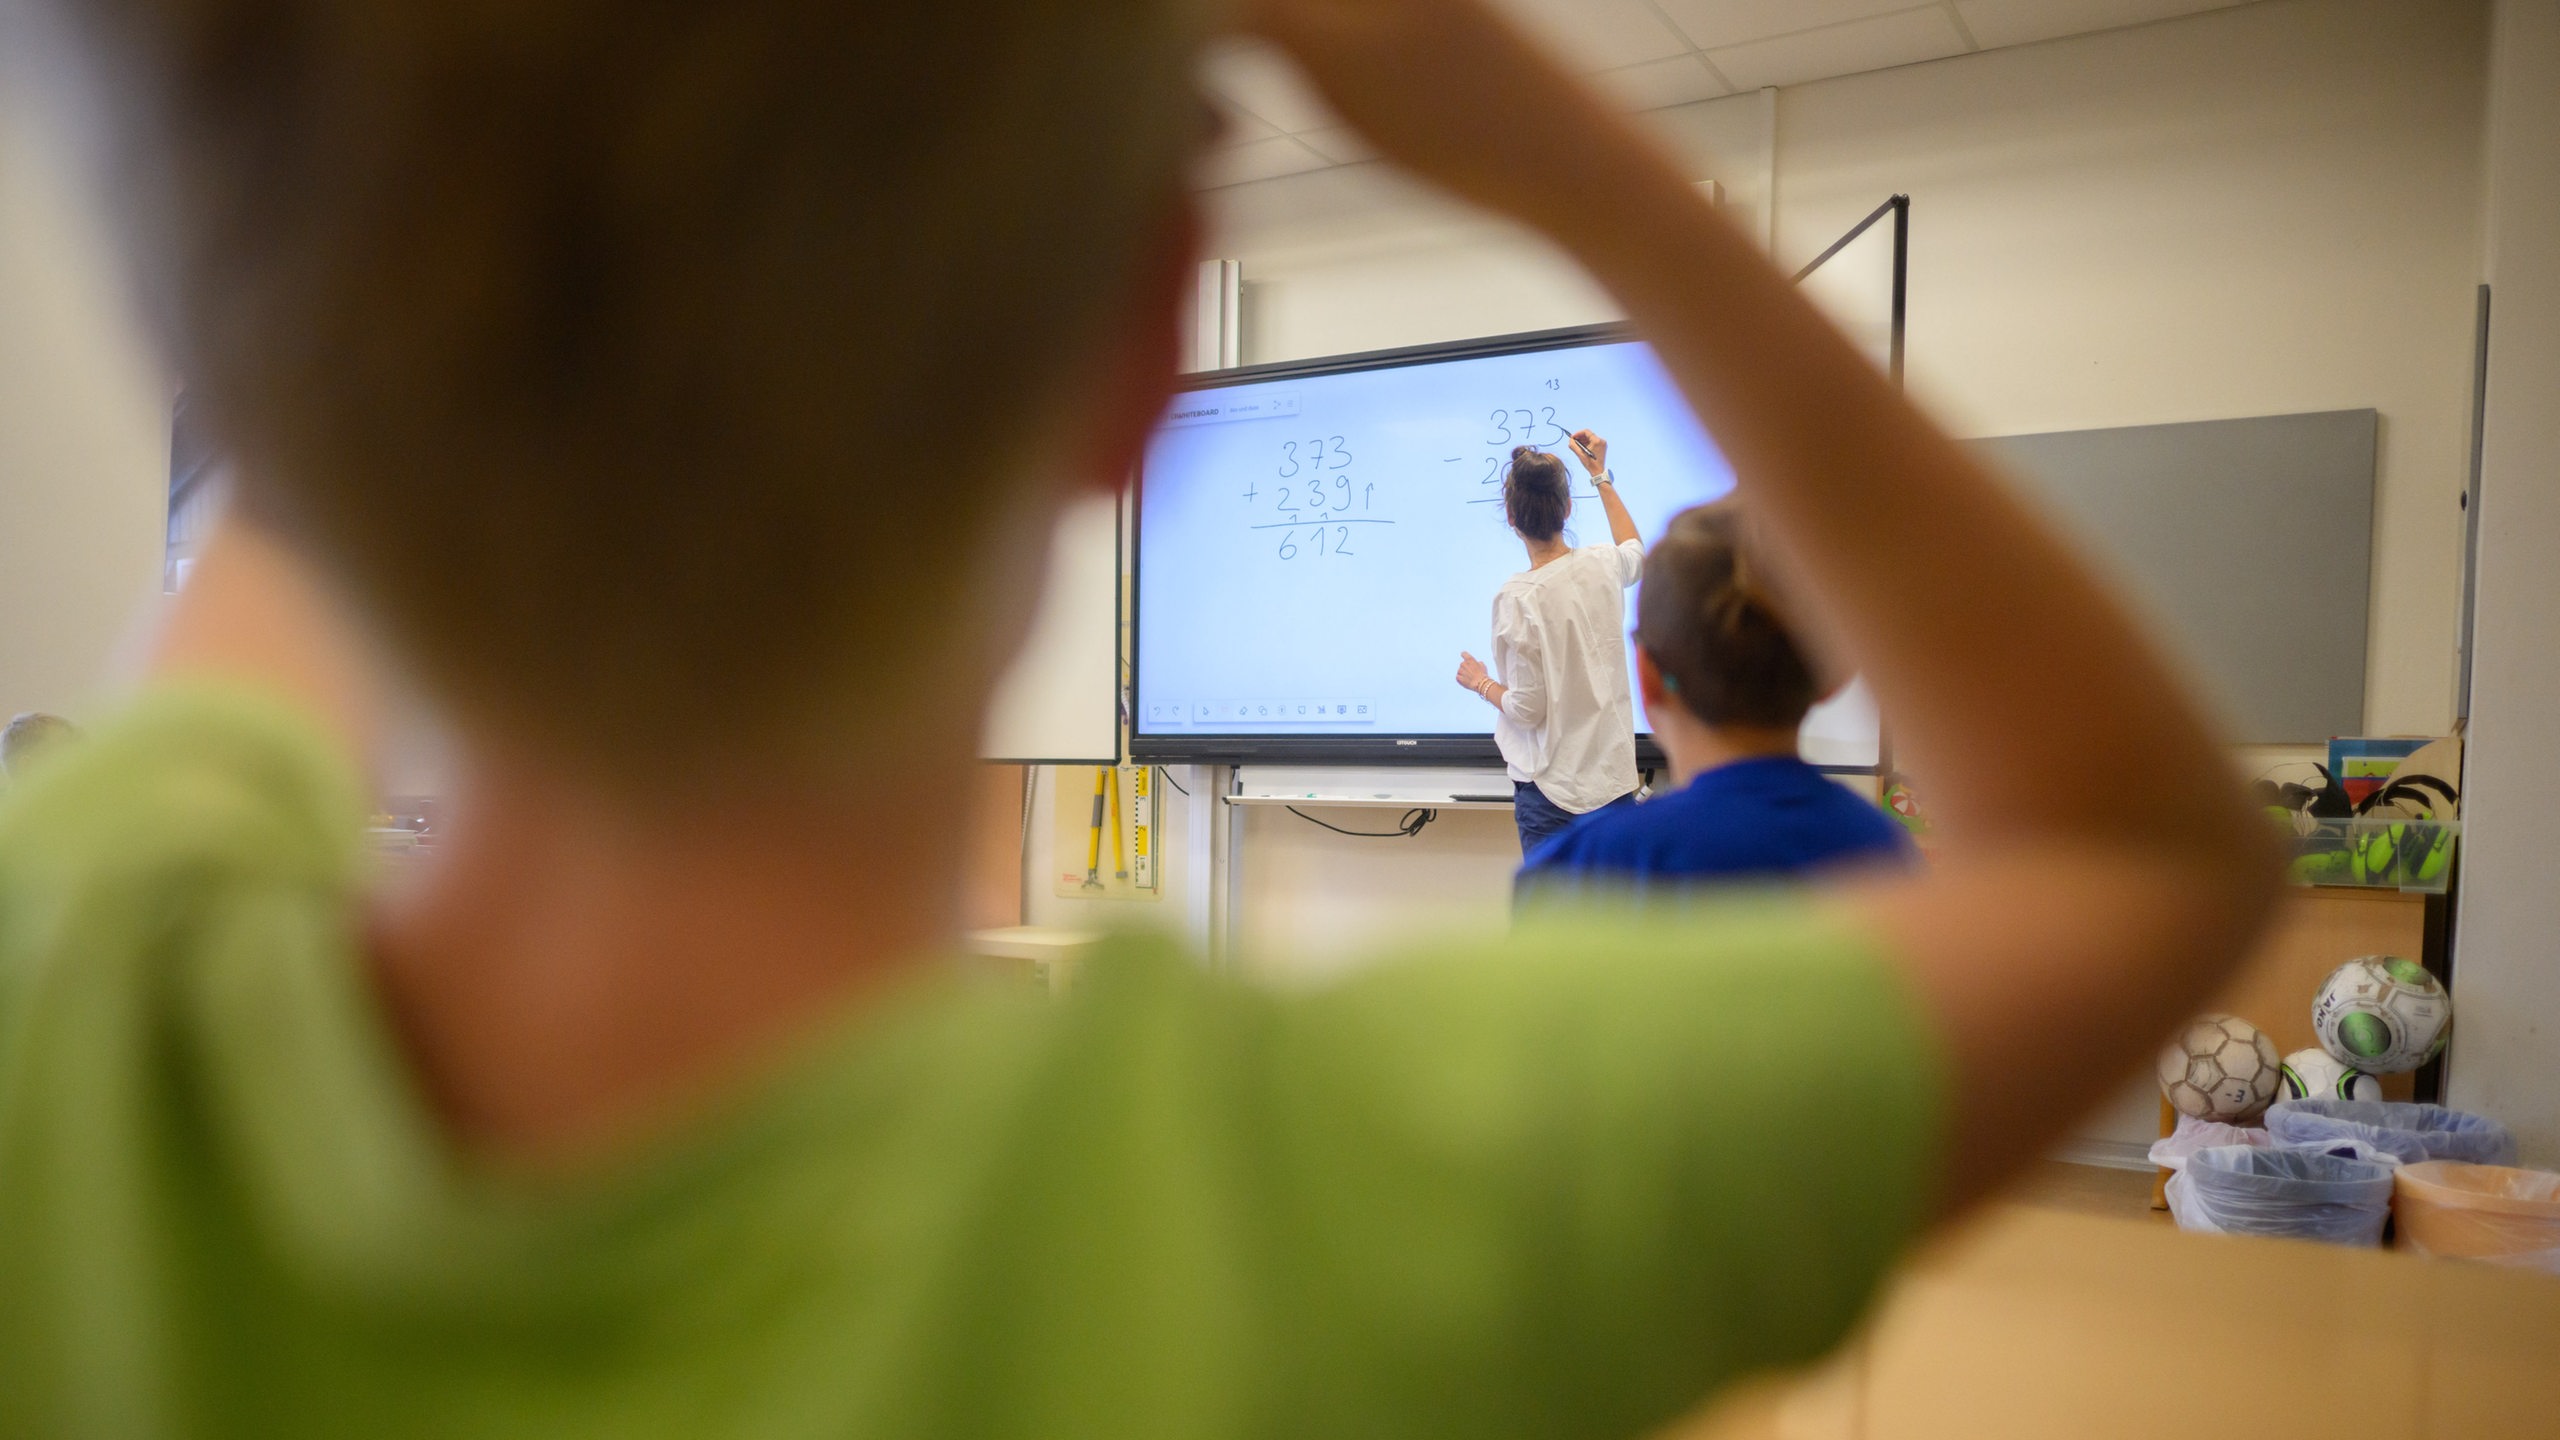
2313;956;2450;1076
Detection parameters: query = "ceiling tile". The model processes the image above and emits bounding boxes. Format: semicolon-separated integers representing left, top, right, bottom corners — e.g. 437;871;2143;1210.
1211;99;1281;149
1196;135;1333;189
1654;0;1928;51
1954;0;2249;50
1706;7;1971;90
1293;126;1381;166
1200;39;1339;134
1594;54;1734;111
1489;0;1695;71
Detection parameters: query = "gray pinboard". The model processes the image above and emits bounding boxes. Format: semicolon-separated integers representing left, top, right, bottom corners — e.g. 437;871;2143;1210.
1970;409;2377;743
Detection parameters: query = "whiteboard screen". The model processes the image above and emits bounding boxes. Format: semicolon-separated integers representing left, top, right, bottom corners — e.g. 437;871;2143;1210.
1133;328;1757;764
978;492;1120;763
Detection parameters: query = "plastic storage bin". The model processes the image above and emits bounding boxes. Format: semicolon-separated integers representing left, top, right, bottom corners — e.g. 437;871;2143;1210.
2395;1161;2560;1273
2283;817;2459;893
2264;1099;2516;1167
2164;1143;2398;1247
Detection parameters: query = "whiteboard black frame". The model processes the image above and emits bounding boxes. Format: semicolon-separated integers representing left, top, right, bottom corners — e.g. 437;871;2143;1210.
1129;322;1674;768
1129;192;1909;772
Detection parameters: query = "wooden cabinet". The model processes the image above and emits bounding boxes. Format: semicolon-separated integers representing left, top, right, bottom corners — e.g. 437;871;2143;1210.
2151;885;2440;1204
2200;886;2431;1090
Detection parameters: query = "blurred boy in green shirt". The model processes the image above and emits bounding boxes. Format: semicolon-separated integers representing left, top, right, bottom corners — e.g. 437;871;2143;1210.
0;0;2275;1434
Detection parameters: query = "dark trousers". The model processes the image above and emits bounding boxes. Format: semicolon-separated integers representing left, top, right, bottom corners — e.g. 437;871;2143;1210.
1513;781;1635;859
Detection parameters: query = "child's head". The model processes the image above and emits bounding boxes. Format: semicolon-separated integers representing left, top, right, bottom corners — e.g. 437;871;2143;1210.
1503;447;1571;542
45;0;1208;789
1635;501;1822;732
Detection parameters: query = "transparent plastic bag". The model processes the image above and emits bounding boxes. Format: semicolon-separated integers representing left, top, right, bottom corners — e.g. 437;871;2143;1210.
2147;1115;2275;1173
2262;1099;2516;1167
2164;1142;2397;1246
2394;1161;2560;1274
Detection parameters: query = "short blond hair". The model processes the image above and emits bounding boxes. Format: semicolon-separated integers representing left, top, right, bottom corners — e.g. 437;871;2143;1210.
49;0;1204;784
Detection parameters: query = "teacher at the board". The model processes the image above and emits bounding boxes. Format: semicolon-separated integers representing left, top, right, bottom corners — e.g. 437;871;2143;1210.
1456;429;1644;857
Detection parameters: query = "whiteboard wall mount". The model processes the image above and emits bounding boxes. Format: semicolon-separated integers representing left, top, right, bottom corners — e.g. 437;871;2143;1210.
1793;193;1909;391
1131;209;1908;776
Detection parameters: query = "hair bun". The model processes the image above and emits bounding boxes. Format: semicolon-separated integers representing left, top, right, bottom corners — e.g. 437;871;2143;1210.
1500;447;1572;543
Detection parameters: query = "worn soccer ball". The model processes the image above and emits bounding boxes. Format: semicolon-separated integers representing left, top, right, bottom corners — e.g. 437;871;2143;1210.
2313;956;2451;1075
2277;1046;2382;1103
2158;1013;2282;1121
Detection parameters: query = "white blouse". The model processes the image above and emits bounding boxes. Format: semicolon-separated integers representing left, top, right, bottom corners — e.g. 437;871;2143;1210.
1489;538;1645;813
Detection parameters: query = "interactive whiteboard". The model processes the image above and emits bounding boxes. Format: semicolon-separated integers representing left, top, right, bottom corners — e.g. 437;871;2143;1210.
1132;327;1742;765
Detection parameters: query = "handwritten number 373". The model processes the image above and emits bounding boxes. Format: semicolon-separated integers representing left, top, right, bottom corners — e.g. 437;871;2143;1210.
1279;437;1353;477
1485;407;1566;446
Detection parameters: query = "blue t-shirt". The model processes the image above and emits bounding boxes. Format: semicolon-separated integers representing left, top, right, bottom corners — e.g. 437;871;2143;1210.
1520;755;1914;898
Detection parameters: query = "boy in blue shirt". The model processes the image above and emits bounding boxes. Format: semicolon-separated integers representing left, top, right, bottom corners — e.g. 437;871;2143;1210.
1521;501;1913;896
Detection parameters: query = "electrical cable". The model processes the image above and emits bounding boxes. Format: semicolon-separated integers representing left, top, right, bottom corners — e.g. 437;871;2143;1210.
1285;805;1439;839
1156;765;1190;797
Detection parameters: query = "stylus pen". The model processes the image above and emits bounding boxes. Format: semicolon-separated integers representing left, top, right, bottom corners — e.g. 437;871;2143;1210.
1570;434;1599;465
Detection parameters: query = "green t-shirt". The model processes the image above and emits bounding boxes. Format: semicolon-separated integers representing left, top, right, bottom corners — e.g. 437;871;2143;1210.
0;686;1941;1438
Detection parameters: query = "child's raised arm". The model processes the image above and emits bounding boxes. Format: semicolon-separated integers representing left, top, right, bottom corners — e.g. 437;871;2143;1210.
1251;0;2281;1216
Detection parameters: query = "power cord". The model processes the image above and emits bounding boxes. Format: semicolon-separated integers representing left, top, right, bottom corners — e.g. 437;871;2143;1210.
1156;765;1191;797
1285;805;1440;839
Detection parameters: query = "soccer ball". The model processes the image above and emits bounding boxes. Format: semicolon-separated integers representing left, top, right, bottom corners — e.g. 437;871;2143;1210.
2313;955;2451;1075
2277;1046;2381;1103
2157;1013;2282;1121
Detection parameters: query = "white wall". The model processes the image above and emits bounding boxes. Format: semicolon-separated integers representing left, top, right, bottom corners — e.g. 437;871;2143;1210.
1111;0;2500;1151
1761;0;2489;740
1171;0;2491;974
1024;761;1526;975
1221;0;2488;736
0;89;168;725
2448;0;2560;1166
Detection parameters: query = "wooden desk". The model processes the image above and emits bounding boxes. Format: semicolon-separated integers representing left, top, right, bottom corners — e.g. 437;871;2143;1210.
960;925;1103;995
1675;1205;2560;1440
